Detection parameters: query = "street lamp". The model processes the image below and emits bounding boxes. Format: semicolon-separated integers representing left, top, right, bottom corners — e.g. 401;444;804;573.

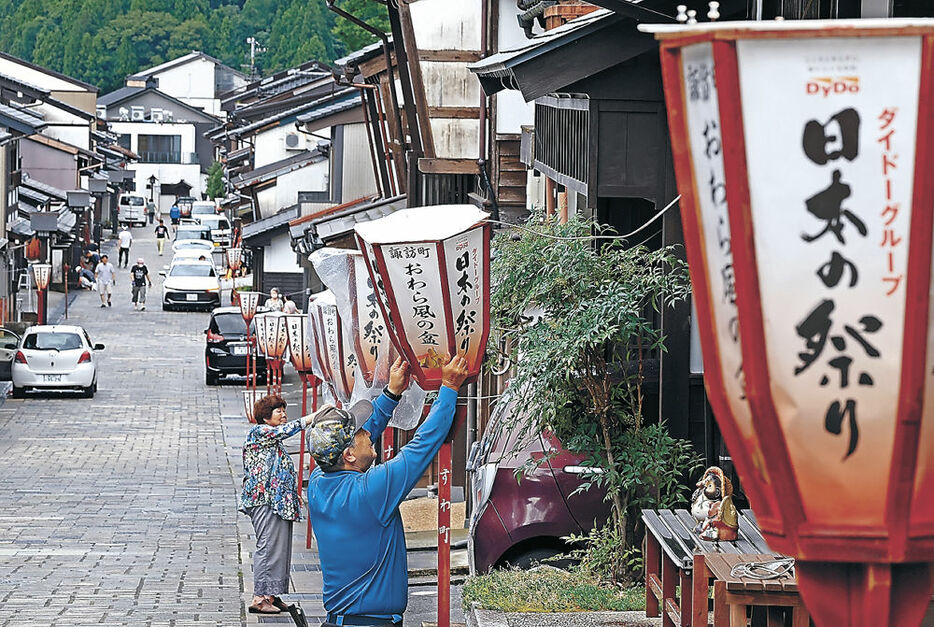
647;19;934;626
32;264;51;325
147;174;157;203
238;291;262;399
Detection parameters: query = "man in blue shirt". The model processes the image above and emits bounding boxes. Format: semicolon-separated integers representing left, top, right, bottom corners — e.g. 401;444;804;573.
307;354;468;627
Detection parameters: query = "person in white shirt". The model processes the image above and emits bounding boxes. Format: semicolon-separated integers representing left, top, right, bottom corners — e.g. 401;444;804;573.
117;226;133;268
95;254;116;307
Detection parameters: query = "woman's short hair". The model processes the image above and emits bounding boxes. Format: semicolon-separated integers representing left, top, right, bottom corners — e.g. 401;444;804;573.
253;394;286;424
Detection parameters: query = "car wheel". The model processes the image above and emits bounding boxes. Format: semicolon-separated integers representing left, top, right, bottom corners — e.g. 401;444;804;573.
503;546;567;570
205;370;218;386
162;302;170;311
83;385;95;399
11;385;24;399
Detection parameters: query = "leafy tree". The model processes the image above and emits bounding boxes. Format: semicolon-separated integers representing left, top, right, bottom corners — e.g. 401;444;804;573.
330;0;390;56
489;214;699;583
206;160;225;199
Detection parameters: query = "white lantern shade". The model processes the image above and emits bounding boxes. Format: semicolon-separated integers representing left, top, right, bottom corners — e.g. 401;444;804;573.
257;313;289;360
32;263;52;290
226;247;243;270
253;312;269;357
309;292;355;403
354;204;491;390
284;314;315;373
239;291;262;325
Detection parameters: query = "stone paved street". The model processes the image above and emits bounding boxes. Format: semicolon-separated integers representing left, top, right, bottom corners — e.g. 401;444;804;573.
0;227;244;626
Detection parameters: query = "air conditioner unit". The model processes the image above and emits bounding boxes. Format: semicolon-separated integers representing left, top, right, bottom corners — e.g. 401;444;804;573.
284;132;304;151
130;106;145;121
96;105;107;119
151;108;164;122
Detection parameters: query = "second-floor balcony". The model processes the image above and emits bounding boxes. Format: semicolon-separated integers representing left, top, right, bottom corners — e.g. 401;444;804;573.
137;152;200;165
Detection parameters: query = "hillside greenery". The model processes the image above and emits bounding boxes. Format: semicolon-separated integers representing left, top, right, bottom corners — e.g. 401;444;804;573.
0;0;389;94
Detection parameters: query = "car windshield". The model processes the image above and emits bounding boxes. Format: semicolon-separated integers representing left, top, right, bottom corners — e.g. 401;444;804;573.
176;228;211;241
170;264;216;277
214;313;247;335
23;332;83;351
122;196;144;206
192;205;215;215
201;219;229;229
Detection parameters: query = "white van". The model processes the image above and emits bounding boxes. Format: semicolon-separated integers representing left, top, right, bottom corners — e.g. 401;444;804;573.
191;201;218;219
194;214;232;248
118;193;147;227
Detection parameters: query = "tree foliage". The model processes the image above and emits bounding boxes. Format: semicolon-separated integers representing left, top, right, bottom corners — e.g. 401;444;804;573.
206;160;224;199
0;0;389;93
489;214;700;582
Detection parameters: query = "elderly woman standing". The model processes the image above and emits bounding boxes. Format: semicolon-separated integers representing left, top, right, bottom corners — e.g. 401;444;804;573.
239;394;308;614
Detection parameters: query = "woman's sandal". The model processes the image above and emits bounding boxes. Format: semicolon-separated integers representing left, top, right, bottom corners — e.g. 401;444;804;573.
248;600;281;614
271;596;292;611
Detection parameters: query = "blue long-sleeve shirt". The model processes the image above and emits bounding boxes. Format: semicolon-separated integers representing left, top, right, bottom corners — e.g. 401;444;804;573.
307;386;458;619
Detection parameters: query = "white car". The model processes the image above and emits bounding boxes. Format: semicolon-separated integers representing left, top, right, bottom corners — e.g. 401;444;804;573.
161;259;221;311
11;325;103;398
172;239;214;255
193;214;231;248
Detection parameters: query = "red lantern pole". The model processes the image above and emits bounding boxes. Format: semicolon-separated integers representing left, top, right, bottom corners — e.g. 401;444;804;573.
437;437;452;627
37;287;45;326
382;428;395;461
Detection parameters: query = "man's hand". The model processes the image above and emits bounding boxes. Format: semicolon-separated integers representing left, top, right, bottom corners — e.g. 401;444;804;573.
387;357;410;396
441;354;469;391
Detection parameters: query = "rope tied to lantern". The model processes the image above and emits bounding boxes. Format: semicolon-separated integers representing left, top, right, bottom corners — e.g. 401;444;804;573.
730;558;796;581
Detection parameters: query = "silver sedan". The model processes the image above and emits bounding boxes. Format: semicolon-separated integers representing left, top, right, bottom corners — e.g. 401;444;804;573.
11;325;104;398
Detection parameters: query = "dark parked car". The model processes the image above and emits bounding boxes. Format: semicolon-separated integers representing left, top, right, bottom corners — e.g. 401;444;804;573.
0;328;20;381
467;396;610;574
203;307;268;385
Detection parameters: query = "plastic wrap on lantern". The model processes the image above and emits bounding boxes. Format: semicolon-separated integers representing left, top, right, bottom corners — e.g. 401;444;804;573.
308;291;355;404
310;248;427;429
354;205;491;391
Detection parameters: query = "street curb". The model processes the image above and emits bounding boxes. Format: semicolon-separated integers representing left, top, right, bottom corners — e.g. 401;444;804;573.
467;605;508;627
466;604;661;627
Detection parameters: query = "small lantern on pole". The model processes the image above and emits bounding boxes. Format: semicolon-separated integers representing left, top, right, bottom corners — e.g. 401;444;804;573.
353;205;492;391
256;312;289;394
308;292;356;404
646;18;934;626
32;263;52;325
238;291;262;395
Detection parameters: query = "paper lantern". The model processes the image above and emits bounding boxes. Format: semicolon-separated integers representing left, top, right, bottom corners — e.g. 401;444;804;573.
354;205;491;390
647;18;934;626
284;313;315;373
32;264;52;291
238;290;262;326
308;292;356;403
256;312;289;360
226;247;243;271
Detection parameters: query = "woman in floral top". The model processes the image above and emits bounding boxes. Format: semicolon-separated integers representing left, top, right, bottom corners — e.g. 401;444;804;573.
239;394;310;615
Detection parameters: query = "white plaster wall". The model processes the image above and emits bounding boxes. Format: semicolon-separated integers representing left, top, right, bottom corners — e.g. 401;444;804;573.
40;125;91;151
340;123;378;201
410;0;481;50
153;58;215;104
256;187;277;219
430;118;479;159
254;124;330;169
422;62;480;107
495;0;535;134
278;161;328;208
264;232;301;273
111;121;203;203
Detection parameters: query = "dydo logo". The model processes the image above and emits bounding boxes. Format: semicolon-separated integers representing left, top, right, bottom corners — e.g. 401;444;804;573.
806;76;860;97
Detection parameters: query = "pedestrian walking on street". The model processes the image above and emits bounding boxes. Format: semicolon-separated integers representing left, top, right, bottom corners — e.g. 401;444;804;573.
154;219;169;256
169;202;180;233
306;355;468;627
95;254;116;307
264;287;283;312
239;395;314;616
130;258;152;311
147;202;156;225
117;226;133;268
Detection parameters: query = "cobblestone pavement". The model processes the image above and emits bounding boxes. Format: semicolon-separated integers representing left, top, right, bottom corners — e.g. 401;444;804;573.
0;226;244;626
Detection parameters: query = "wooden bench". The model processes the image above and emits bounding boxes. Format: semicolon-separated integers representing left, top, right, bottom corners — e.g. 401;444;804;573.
642;508;780;627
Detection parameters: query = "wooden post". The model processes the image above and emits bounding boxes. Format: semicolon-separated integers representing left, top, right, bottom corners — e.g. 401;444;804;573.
692;553;709;627
645;532;661;617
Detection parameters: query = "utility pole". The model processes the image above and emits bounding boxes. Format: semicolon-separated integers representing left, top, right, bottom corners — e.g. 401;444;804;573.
244;37;266;81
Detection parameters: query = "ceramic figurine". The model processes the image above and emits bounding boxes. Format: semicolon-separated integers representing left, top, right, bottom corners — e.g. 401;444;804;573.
691;466;739;541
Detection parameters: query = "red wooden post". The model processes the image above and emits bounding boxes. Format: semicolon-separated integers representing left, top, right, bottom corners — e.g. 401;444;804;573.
437;439;452;627
382;427;395;461
692;553;709;627
661;555;676;627
37;288;45;326
297;374;308;491
645;533;660;617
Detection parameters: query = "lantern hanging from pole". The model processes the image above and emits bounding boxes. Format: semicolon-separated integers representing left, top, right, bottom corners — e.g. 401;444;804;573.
226;247;243;272
32;264;52;291
257;313;289;361
354;205;491;391
238;290;262;326
646;18;934;627
284;313;315;374
308;291;356;403
253;312;269;357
